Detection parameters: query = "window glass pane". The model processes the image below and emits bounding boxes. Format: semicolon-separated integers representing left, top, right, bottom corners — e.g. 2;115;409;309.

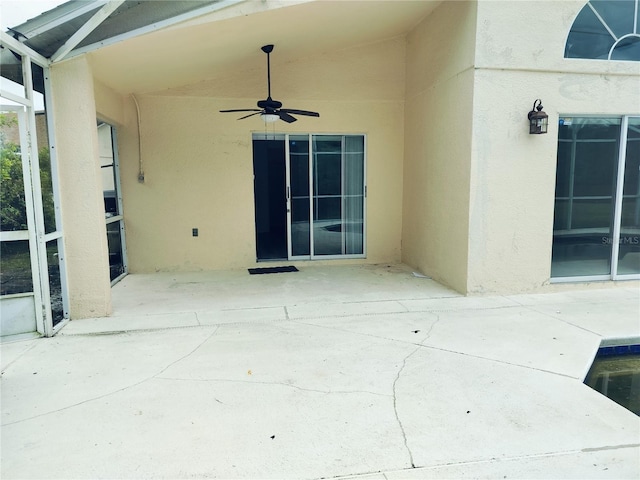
565;4;615;59
555;141;572;198
611;35;640;61
291;198;310;256
553;199;570;231
107;221;125;281
1;109;28;231
290;137;309;197
313;136;341;196
552;117;620;277
98;124;118;216
46;239;64;325
289;136;310;256
344;136;364;255
573;141;618;196
344;196;363;254
0;240;33;295
571;198;615;229
315;152;341;195
313;197;342;255
618;117;640;275
590;0;634;39
566;0;640;61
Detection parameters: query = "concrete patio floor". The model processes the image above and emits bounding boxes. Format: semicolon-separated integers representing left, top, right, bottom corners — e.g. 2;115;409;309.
1;264;639;479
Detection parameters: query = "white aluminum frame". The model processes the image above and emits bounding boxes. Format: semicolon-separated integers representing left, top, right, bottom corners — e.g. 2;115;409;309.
0;34;69;336
0;105;45;334
65;0;247;60
551;114;640;283
51;0;125;62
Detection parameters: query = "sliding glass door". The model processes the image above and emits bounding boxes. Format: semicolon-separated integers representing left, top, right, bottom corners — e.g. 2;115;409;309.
552;116;640;280
253;133;366;261
287;134;365;260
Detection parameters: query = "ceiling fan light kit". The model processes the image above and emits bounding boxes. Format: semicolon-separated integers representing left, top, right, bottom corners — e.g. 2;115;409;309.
260;113;280;123
220;44;320;124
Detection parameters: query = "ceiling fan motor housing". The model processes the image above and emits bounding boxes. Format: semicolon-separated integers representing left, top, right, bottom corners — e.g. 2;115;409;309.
257;98;282;109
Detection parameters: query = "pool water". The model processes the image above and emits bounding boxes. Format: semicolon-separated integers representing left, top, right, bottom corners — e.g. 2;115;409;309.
584;345;640;416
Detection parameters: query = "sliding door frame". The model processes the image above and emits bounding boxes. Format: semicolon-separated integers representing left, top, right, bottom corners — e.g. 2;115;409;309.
253;132;366;262
552;114;640;283
286;133;367;261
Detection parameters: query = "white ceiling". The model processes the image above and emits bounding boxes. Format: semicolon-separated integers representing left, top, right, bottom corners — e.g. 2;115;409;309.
84;0;441;95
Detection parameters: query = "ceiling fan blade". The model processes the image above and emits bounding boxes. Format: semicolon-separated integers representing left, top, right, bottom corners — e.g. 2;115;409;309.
280;109;320;117
237;112;263;120
220;109;262;113
278;111;297;123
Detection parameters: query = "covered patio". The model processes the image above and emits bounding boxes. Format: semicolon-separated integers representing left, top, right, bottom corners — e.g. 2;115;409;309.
2;264;639;478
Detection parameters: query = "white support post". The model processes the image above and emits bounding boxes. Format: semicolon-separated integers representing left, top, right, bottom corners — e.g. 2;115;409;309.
23;54;53;336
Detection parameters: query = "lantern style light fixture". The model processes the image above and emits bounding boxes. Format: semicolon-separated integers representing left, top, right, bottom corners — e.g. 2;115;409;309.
528;99;548;134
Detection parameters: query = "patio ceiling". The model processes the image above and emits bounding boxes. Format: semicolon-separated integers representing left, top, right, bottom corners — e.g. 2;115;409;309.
8;0;441;96
90;0;442;96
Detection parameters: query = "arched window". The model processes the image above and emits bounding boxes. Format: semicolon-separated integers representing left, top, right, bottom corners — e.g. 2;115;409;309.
565;0;640;61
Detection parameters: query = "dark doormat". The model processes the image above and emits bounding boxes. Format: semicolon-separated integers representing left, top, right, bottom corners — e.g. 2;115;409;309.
248;266;299;275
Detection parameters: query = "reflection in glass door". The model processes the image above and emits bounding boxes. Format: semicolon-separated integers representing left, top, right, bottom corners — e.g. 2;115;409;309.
552;116;640;280
615;117;640;276
288;135;311;257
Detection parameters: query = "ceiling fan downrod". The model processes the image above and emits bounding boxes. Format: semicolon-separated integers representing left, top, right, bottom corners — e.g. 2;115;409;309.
262;44;274;101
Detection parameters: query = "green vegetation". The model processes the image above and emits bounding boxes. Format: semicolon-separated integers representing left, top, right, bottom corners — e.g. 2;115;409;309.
0;113;55;232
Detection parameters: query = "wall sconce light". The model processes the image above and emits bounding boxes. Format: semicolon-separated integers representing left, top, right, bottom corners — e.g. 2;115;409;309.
528;99;548;134
261;113;279;123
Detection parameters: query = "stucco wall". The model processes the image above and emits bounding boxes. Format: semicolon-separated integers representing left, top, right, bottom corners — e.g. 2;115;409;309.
50;57;112;318
467;0;640;293
402;1;478;293
94;78;125;126
118;39;405;272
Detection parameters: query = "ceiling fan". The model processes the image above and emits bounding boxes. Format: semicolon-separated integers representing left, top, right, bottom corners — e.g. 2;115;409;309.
220;44;320;123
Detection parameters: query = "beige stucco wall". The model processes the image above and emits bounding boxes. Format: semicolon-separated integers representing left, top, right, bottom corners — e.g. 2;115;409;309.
402;0;478;293
50;57;112;318
466;0;640;294
94;78;125;126
118;39;405;273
